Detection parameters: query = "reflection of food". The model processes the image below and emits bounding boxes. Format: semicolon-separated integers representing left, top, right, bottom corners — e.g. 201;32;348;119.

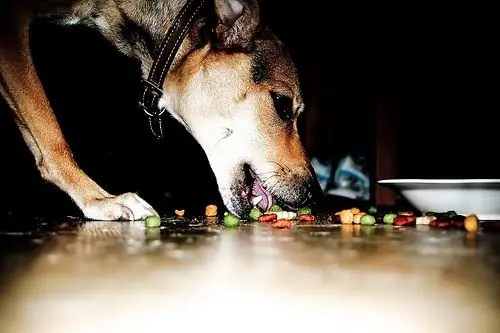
206;216;219;226
340;225;354;238
464;231;478;248
360;225;375;236
271;219;292;229
145;227;161;241
353;224;361;237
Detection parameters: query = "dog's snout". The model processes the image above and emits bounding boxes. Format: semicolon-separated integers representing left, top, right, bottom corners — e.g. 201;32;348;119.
302;174;324;206
274;168;322;210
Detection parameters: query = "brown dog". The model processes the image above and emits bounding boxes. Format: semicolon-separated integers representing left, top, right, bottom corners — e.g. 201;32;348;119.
0;0;320;220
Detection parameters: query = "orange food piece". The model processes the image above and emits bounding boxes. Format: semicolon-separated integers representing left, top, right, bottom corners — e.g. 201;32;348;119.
205;204;218;217
174;209;185;217
464;214;479;232
350;207;360;214
259;213;278;223
339;209;354;224
271;219;292;229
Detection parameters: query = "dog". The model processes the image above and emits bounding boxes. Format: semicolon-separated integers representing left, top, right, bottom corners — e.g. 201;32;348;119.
0;0;321;221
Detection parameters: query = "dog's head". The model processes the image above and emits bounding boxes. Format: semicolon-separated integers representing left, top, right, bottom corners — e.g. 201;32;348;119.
161;0;322;217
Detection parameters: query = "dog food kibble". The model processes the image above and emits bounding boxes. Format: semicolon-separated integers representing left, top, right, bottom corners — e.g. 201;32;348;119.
353;212;366;224
298;214;315;222
394;215;416;226
360;214;376;226
429;219;451;228
383;213;397;224
145;215;161;228
416;215;436;225
174;209;185;217
249;207;263;221
205;205;218;217
297;207;312;216
275;211;297;220
271;219;292;229
368;206;378;215
223;212;240;227
259;213;278;223
339;210;354;224
268;205;283;213
464;214;479;232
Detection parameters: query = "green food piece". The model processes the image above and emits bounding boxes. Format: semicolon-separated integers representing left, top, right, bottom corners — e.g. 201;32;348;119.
424;211;435;216
249;207;262;221
360;214;376;225
268;205;283;212
223;212;240;227
383;213;397;224
297;207;312;216
446;210;457;218
367;206;378;215
145;215;161;228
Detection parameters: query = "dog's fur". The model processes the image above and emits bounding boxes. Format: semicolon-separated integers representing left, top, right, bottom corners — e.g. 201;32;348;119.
0;0;320;220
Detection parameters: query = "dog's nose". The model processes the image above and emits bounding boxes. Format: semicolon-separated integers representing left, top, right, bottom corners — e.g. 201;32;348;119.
306;165;326;210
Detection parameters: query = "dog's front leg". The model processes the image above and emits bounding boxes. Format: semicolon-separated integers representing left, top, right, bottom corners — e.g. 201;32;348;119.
0;21;158;221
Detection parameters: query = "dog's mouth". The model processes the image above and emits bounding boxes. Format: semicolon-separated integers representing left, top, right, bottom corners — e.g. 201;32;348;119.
242;166;275;212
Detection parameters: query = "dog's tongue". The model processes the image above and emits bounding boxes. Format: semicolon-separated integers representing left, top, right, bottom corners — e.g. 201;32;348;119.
251;180;274;212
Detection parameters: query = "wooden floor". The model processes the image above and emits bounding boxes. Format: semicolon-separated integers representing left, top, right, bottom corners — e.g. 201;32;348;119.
1;217;500;333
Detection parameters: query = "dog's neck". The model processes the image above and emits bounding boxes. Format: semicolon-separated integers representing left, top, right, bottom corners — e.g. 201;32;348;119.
51;0;197;78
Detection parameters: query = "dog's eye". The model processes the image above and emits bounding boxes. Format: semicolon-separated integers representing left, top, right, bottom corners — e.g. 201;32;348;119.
270;92;294;122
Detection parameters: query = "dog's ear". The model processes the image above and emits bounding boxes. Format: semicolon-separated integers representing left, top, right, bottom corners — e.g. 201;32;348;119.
212;0;260;51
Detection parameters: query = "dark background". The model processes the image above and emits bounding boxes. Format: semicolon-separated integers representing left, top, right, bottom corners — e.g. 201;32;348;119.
0;1;496;219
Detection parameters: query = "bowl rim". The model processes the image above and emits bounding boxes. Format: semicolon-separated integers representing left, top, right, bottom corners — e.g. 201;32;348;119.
378;179;500;185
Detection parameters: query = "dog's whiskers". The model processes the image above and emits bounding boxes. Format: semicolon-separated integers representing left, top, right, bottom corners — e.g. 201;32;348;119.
266;161;291;175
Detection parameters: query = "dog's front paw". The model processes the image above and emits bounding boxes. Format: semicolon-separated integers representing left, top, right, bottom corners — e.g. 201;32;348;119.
82;193;159;221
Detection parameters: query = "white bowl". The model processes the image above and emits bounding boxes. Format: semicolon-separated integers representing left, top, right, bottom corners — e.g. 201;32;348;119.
378;179;500;221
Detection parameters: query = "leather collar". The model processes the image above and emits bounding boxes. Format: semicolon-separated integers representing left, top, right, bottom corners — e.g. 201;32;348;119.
139;0;210;139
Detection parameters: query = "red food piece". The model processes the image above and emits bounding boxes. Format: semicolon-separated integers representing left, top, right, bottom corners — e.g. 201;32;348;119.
429;219;452;228
259;213;277;223
271;219;292;229
298;214;316;222
394;215;416;226
451;218;465;229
